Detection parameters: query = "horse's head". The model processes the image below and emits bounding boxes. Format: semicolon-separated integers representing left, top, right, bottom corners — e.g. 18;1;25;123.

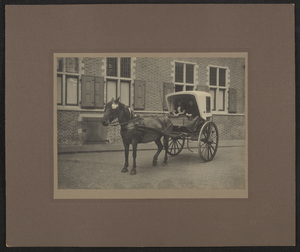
102;97;120;126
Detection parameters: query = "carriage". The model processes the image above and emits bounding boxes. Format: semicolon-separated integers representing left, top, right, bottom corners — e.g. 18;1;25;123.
165;91;219;162
102;90;218;175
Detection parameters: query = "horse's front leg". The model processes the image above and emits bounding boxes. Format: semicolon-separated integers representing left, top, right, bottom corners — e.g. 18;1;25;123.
130;141;138;175
153;137;163;166
163;136;169;166
121;142;129;173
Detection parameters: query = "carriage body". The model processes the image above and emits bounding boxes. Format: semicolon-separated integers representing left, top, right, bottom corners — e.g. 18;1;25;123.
166;91;213;121
165;91;219;162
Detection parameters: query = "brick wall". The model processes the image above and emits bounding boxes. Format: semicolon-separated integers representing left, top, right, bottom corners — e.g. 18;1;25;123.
57;110;81;144
82;57;104;76
134;57;245;114
196;57;245;114
57;57;245;145
213;114;245;140
135;57;173;111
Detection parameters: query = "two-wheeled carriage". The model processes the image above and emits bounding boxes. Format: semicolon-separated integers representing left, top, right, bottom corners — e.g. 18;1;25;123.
165;91;219;162
102;91;218;175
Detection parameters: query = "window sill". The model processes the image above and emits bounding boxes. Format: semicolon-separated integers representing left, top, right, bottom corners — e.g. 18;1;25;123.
212;113;244;116
57;106;104;112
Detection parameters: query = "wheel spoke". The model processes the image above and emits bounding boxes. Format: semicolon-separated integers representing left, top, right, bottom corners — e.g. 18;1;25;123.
205;145;209;160
210;135;217;140
174;141;178;153
210;144;215;152
172;142;177;154
175;140;179;152
170;142;174;153
177;139;183;147
201;143;208;153
208;146;213;160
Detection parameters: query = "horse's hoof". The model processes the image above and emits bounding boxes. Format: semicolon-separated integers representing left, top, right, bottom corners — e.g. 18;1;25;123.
121;167;128;173
162;161;167;166
130;170;136;175
153;160;157;166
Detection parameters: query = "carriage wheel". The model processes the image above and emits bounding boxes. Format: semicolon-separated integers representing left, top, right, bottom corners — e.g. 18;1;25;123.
167;137;185;156
198;121;219;162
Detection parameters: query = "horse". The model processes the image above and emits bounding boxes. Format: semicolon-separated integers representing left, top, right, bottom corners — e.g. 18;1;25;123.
102;98;173;175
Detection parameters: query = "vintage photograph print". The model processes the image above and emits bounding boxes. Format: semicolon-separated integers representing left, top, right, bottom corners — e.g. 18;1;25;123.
54;53;247;199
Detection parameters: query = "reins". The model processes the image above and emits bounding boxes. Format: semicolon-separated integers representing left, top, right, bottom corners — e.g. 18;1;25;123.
108;114;170;127
109;117;141;127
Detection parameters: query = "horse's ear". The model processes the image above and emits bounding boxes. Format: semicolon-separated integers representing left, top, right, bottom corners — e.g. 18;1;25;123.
116;97;120;103
111;98;114;102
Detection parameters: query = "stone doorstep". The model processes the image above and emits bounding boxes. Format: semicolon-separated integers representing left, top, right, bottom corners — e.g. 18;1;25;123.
57;140;245;154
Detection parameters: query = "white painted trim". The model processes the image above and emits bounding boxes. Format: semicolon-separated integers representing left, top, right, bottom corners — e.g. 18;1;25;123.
172;60;196;91
135;111;166;114
212;113;244;116
78;113;104;121
57;107;104;112
207;65;230;113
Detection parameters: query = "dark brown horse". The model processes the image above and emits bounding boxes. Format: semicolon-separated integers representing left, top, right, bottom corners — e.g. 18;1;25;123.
102;98;173;175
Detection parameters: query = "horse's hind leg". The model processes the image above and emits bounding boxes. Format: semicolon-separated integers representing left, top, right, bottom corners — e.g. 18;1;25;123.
162;136;169;166
130;141;138;175
153;137;163;166
121;142;129;173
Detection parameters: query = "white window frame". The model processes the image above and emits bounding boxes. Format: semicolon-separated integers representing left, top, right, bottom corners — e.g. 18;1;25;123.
56;57;80;109
208;65;229;114
105;57;132;107
174;61;196;92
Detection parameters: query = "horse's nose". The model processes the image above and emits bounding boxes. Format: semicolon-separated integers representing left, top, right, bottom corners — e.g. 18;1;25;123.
102;121;108;126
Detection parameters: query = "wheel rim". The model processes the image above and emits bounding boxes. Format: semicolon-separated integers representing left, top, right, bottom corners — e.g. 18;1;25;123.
198;122;218;161
167;138;185;156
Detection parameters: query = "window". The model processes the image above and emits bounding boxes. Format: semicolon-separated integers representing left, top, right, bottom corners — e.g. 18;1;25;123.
106;58;131;106
209;66;228;112
57;74;63;105
174;62;195;91
66;76;79;105
56;57;79;106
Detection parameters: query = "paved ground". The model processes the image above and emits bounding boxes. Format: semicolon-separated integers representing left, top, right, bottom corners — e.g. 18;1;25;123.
58;142;246;190
58;140;245;154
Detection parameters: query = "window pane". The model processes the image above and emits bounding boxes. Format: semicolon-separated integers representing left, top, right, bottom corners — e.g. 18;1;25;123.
206;97;211;113
186;85;194;91
120;58;131;78
107;58;118;77
186;64;194;83
218;89;225;111
219;68;226;87
175;62;184;83
209;88;216;111
57;75;62;104
209;67;217;86
107;80;117;100
66;58;79;73
120;81;130;106
175;84;183;92
57;58;63;72
66;77;78;105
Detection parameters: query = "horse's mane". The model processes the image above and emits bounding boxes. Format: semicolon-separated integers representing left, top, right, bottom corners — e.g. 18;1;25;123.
118;102;135;120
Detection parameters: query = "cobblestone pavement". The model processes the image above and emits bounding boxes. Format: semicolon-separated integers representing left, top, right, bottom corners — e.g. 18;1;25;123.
58;144;246;190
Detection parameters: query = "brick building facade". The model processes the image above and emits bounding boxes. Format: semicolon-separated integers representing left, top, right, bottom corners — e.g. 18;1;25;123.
56;55;246;145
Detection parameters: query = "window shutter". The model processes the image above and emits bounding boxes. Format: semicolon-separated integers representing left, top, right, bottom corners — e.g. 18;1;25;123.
228;88;237;113
81;75;95;107
197;85;209;92
163;83;174;110
94;76;104;108
134;80;145;110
